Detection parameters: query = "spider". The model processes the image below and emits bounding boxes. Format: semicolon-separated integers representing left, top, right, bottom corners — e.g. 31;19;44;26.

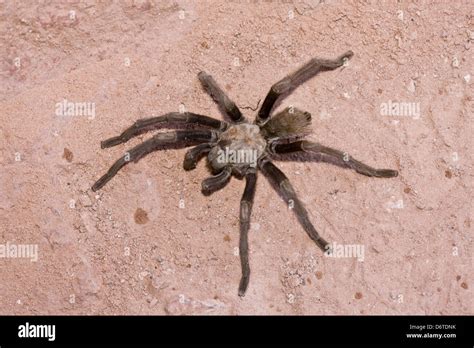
91;51;398;297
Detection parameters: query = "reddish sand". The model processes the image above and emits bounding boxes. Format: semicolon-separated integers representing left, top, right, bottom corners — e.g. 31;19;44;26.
0;1;472;314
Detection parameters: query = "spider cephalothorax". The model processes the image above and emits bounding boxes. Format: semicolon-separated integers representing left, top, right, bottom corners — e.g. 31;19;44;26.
207;124;265;176
92;51;398;296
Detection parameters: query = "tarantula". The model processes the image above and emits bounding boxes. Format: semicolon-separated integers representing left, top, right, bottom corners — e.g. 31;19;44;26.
92;51;398;296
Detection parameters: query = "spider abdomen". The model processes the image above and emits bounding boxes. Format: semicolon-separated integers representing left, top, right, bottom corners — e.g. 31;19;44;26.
208;124;266;176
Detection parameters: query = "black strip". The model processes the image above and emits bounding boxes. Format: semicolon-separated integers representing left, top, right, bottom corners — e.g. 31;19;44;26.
0;316;472;345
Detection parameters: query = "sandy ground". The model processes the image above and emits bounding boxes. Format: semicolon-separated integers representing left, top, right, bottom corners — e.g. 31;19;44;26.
0;1;473;315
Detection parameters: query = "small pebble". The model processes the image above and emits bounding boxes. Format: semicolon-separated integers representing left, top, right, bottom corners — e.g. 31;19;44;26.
134;208;149;224
63;148;73;162
149;298;158;307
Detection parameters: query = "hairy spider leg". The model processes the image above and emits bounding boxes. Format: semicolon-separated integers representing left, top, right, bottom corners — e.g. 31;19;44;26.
271;140;398;178
198;71;245;123
238;169;257;296
92;130;217;191
259;157;328;251
100;112;227;149
257;51;354;125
